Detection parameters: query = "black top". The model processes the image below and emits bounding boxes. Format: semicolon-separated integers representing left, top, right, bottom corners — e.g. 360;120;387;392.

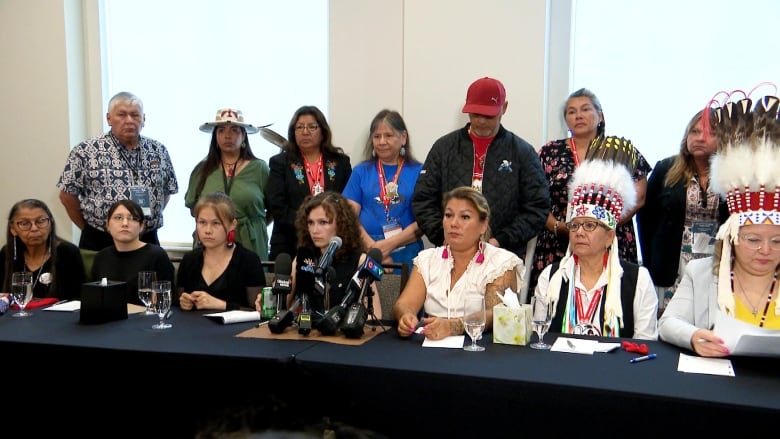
265;151;352;260
0;240;86;300
636;156;729;286
91;243;175;305
176;242;266;310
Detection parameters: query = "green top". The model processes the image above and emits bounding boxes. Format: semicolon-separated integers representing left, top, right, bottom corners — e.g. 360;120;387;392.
184;159;271;260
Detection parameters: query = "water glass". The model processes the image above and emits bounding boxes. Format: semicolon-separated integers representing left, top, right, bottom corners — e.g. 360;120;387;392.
530;295;554;350
11;271;34;318
138;271;157;316
463;296;486;352
151;280;172;330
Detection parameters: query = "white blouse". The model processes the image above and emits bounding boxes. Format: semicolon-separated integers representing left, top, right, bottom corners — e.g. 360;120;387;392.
414;243;523;318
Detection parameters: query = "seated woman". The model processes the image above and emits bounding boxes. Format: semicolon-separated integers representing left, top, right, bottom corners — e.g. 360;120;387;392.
659;91;780;356
0;199;85;301
394;187;523;340
179;192;265;311
533;160;658;340
257;191;381;321
92;199;175;305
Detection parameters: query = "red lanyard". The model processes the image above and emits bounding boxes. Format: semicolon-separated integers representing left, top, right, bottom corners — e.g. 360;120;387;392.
376;158;404;213
303;154;323;195
569;137;581;167
574;285;603;325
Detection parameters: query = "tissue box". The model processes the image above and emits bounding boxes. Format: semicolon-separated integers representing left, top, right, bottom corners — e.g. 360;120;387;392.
80;280;128;324
493;303;532;345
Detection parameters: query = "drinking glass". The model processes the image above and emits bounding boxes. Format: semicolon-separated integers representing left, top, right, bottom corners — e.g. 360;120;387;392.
530;295;554;350
11;271;33;318
151;280;172;330
463;296;486;352
138;271;157;316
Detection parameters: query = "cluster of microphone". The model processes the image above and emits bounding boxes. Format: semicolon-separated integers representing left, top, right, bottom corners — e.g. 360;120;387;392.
267;236;384;339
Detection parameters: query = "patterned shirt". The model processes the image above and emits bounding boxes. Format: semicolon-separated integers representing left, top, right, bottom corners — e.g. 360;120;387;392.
57;132;178;231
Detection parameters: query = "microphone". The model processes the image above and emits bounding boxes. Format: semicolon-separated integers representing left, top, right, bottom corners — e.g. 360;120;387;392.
295;247;318;335
315;236;342;276
268;249;314;335
271;253;292;312
318;268;362;335
341;248;384;339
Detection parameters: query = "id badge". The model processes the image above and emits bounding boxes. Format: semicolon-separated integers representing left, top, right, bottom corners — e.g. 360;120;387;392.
129;186;152;216
382;219;402;240
691;220;717;255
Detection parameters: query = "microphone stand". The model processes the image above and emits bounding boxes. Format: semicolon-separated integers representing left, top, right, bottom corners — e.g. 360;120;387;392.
362;282;385;332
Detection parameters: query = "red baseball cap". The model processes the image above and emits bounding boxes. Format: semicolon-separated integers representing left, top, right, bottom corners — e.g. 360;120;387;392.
462;77;506;116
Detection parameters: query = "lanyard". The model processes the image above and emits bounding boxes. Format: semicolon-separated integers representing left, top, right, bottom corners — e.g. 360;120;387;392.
221;161;239;196
303;154;323;195
569;137;581;167
377;158;405;217
574;285;602;325
114;134;142;185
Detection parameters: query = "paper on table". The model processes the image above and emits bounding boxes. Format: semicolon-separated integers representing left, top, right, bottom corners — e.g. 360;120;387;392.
44;300;81;312
550;337;599;354
677;353;735;377
714;310;780;357
422;335;465;348
594;342;622;353
204;310;262;324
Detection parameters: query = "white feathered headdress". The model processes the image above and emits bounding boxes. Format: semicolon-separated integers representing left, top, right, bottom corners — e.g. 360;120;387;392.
707;86;780;316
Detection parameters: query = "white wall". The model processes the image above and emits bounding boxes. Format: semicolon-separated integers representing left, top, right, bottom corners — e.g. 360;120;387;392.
0;0;562;245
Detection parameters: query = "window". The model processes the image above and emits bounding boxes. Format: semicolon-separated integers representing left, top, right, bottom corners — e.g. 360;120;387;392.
570;0;780;169
101;0;328;246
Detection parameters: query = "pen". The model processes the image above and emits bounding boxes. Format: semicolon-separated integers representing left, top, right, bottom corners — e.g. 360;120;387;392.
257;320;270;328
567;339;576;349
629;353;657;363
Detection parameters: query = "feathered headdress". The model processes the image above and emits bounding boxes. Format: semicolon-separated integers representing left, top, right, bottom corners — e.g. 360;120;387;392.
707;84;780;316
549;159;637;337
584;134;638;173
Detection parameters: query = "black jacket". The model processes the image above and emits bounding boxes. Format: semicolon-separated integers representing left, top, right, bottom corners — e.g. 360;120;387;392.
636;156;728;286
412;124;549;257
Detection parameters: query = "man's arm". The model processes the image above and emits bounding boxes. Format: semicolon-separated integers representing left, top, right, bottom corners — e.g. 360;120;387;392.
59;190;86;229
411;143;445;246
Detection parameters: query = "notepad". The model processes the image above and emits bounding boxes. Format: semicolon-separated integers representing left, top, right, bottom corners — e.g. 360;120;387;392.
204;310;263;324
44;300;82;312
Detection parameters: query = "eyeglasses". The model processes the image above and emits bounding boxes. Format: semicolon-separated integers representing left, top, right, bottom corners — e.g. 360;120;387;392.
565;221;605;232
294;124;320;132
15;217;50;231
739;234;780;251
111;214;140;223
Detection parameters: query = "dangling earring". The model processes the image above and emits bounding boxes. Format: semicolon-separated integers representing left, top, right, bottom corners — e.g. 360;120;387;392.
226;229;236;248
441;245;449;259
400;146;406;157
476;241;485;264
13;236;17;261
240;141;247;149
371;149;376;158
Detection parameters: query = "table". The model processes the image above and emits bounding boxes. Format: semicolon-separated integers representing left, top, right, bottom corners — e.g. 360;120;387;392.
3;309;778;437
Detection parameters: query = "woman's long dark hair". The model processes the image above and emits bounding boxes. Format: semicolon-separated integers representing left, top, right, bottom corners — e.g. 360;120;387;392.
3;199;62;294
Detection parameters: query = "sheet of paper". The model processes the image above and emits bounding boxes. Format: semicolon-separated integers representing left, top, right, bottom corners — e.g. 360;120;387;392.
550;337;598;354
714;310;780;357
204;310;262;324
422;335;465;348
44;300;81;311
677;353;735;377
594;342;621;353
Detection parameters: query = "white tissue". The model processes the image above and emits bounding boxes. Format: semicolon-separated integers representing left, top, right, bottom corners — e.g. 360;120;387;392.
101;277;108;286
498;288;521;309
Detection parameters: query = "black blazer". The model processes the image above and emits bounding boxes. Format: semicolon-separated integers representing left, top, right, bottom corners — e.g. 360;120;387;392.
636;156;728;286
266;151;352;259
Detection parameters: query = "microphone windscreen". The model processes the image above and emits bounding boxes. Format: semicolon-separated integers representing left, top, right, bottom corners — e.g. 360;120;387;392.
367;248;383;264
274;253;292;276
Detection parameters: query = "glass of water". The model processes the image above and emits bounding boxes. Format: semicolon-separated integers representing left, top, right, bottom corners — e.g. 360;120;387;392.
151;280;172;330
463;296;486;351
138;271;156;315
11;271;33;318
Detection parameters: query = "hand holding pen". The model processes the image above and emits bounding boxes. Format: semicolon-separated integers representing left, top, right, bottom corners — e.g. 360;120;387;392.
691;328;729;357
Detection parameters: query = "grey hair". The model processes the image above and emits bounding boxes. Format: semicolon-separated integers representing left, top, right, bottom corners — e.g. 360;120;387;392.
108;91;144;113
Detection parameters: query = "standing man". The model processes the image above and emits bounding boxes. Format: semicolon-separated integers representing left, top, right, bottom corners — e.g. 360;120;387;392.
57;91;178;250
412;77;549;258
